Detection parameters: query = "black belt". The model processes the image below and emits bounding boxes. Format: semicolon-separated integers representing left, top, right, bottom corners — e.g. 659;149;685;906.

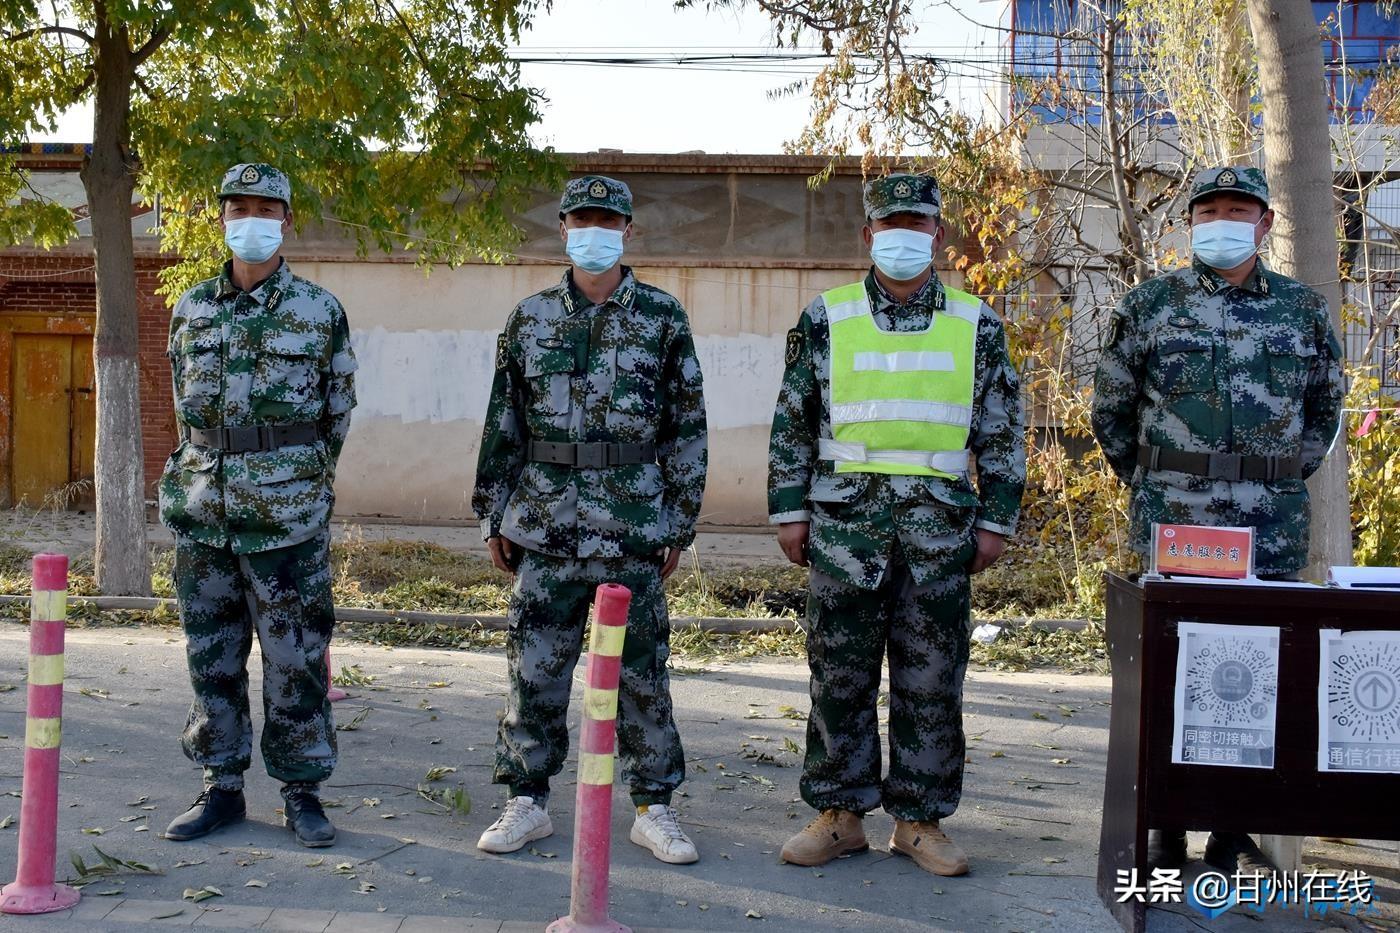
185;423;320;454
527;440;656;469
1137;445;1302;482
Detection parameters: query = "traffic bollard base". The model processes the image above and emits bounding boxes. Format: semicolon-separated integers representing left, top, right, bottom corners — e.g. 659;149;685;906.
546;917;631;933
1;880;80;914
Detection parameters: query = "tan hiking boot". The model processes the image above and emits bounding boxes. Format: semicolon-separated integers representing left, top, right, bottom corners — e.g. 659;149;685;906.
890;820;969;876
780;809;868;866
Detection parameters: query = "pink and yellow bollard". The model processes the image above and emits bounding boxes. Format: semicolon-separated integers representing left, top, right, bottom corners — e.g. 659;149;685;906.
1;554;81;915
548;583;632;933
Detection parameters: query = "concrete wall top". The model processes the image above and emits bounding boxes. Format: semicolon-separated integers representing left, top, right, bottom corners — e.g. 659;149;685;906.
6;149;894;266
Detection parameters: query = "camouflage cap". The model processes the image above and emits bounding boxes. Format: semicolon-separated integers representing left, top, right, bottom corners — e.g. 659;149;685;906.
863;173;941;220
559;174;633;218
218;163;292;206
1188;166;1269;209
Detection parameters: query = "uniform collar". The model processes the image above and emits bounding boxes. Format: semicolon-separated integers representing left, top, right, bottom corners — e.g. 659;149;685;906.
866;266;946;313
1192;256;1270;297
560;265;637;315
217;259;292;310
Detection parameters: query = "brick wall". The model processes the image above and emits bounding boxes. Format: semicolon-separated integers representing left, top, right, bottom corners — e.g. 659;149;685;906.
0;252;178;497
134;263;178;489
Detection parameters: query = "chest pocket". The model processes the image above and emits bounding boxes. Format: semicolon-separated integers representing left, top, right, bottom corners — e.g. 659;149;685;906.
253;332;323;410
607;347;662;439
1152;331;1216;395
175;317;222;399
1265;332;1315;397
523;346;575;427
611;348;661;415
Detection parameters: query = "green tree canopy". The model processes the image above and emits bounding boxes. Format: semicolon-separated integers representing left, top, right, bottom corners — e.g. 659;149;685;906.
2;0;561;286
0;0;562;593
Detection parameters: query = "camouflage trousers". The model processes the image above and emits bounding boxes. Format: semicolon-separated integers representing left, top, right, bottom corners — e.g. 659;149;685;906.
494;550;685;807
801;546;971;821
175;531;337;789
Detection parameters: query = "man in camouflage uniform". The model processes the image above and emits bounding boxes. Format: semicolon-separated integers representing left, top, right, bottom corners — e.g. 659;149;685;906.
769;174;1025;876
1091;166;1344;875
472;175;707;864
159;163;357;848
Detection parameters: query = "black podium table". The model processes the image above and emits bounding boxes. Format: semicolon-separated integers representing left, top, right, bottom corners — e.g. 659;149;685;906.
1097;572;1400;932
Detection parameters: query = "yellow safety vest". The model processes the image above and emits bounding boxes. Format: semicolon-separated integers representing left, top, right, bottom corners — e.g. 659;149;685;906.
823;280;978;478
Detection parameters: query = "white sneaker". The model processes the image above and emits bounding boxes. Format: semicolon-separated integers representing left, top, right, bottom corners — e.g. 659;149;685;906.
477;796;553;853
630;804;699;864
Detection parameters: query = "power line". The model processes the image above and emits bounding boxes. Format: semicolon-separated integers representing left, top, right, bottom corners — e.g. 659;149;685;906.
504;47;1400;85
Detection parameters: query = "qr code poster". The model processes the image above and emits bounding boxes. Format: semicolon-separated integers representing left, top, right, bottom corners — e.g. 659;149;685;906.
1318;630;1400;774
1172;622;1280;768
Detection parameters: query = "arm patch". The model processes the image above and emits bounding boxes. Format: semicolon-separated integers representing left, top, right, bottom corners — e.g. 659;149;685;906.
495;333;509;371
785;328;804;367
1105;313;1127;348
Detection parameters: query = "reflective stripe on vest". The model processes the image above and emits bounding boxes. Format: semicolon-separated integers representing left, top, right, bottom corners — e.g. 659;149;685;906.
853;350;955;373
831;399;972;428
818;438;971;475
824;280;979;477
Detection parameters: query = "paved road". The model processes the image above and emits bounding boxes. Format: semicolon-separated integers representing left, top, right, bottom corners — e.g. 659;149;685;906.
0;625;1391;932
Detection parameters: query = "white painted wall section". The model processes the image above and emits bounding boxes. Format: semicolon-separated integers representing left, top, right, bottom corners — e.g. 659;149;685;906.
350;326;787;432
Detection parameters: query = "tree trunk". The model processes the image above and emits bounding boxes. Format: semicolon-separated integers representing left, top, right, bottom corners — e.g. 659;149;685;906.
80;10;151;596
1246;0;1350;579
1100;20;1150;286
1246;0;1347;875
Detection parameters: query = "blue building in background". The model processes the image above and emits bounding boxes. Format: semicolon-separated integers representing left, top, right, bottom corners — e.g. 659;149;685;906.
1001;0;1400;124
997;1;1400;389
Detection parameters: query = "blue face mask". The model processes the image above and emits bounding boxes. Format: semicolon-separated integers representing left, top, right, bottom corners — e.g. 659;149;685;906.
1191;219;1261;270
224;216;284;264
566;225;625;274
870;228;934;281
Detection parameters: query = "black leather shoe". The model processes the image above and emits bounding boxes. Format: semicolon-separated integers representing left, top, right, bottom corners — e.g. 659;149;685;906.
1204;832;1278;877
163;787;246;841
1147;829;1188;870
282;786;336;847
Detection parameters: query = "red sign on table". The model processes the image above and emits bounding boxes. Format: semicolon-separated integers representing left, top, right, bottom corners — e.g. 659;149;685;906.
1150;523;1254;579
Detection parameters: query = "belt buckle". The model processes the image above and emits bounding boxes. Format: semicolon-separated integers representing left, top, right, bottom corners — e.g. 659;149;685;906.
1208;451;1243;481
574;443;607;469
226;425;260;453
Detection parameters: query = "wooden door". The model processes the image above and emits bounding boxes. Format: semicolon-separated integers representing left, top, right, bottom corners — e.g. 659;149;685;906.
10;334;96;508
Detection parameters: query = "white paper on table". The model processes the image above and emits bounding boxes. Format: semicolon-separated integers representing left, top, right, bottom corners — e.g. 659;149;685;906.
1317;629;1400;774
1327;566;1400;590
1172;621;1281;768
1151;575;1320;588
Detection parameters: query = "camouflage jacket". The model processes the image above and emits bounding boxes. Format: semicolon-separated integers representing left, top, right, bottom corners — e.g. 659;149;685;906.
1091;257;1344;575
159;260;358;555
768;270;1026;590
472;267;708;558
